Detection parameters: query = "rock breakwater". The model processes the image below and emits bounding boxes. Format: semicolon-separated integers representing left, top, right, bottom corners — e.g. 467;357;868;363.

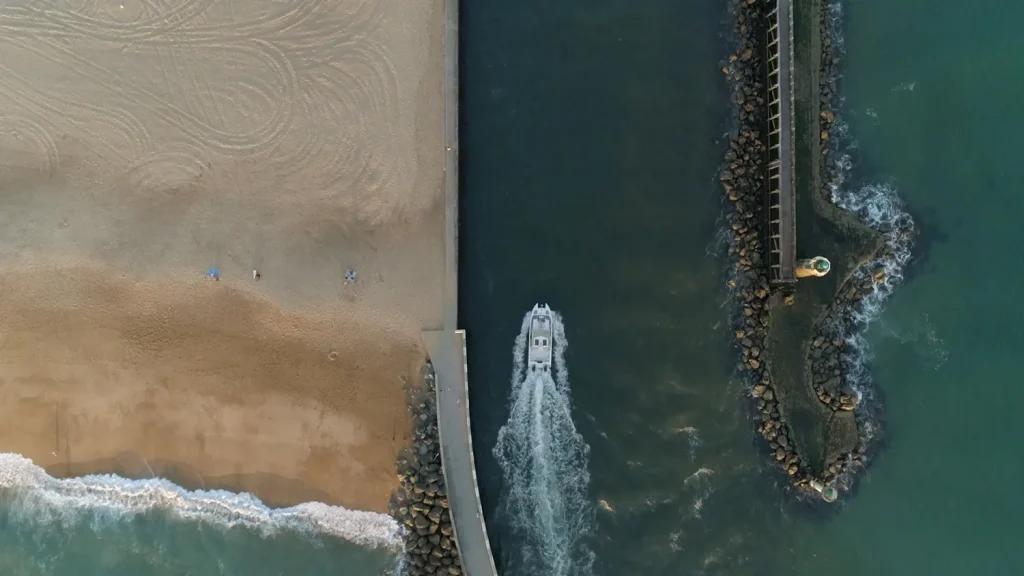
799;4;874;489
721;0;812;486
721;0;914;499
390;361;463;576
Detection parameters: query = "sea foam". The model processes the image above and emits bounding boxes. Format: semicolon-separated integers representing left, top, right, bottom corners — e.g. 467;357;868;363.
0;453;403;551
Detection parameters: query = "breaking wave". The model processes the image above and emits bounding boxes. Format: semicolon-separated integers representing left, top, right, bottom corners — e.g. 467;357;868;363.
831;183;915;404
683;467;715;520
0;453;403;551
493;308;595;576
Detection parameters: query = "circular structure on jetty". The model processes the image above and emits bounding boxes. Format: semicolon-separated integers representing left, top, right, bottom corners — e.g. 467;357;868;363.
809;478;839;503
796;256;831;278
822;486;838;503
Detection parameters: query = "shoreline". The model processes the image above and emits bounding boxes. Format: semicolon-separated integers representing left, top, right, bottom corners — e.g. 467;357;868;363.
0;262;423;514
0;452;404;551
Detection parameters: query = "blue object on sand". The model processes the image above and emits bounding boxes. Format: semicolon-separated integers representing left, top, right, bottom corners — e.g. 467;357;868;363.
207;268;221;280
344;268;357;283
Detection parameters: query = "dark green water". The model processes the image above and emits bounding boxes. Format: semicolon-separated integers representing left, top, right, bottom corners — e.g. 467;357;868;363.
2;0;1020;574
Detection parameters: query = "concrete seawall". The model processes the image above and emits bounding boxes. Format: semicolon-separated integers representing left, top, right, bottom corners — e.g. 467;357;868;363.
424;328;499;576
428;0;500;573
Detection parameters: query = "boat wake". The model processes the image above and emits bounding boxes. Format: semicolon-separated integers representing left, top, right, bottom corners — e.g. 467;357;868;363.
0;453;403;551
493;308;595;576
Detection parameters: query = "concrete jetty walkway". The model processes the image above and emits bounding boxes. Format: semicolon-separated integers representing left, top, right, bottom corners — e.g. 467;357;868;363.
424;330;499;576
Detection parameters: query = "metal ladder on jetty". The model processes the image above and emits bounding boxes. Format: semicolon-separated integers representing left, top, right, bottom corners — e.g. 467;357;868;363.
764;0;796;284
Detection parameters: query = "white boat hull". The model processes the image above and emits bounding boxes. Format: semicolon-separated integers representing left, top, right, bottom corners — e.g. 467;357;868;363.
528;304;553;372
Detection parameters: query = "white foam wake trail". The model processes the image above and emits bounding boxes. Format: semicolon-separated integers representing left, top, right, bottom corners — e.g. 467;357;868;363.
494;308;595;576
0;453;403;551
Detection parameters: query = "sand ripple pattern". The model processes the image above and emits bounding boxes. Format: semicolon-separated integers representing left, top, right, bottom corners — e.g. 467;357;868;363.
0;0;429;224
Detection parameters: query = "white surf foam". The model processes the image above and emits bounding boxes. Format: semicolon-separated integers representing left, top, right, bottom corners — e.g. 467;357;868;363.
831;184;914;414
0;453;403;551
826;0;846;53
493;308;595;576
683;467;715;520
679;426;702;461
880;313;948;371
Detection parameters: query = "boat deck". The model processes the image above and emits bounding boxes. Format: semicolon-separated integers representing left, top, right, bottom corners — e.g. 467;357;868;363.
529;312;553;366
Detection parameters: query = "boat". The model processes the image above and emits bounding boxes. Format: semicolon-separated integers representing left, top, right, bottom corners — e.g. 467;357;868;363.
528;304;553;372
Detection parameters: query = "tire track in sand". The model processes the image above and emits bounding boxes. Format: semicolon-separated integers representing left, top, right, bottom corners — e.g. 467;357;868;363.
247;0;408;225
0;63;151;165
0;115;60;176
2;0;430;233
16;0;215;43
8;34;297;156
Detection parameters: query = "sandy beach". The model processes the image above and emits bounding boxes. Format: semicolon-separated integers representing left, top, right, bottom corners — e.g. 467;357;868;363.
0;0;446;512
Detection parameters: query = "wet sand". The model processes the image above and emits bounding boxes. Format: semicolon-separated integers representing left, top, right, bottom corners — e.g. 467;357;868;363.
0;0;446;512
0;264;426;511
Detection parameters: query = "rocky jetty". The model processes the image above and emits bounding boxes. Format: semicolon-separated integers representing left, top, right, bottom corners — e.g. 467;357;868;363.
789;1;866;491
818;1;848;205
390;361;463;576
722;0;811;486
723;0;911;498
807;265;888;415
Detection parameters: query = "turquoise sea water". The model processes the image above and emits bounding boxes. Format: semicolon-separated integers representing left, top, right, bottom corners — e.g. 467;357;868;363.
2;0;1020;574
773;0;1024;573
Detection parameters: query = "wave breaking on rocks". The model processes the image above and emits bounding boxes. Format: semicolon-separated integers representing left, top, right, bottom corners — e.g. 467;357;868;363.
389;362;464;576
